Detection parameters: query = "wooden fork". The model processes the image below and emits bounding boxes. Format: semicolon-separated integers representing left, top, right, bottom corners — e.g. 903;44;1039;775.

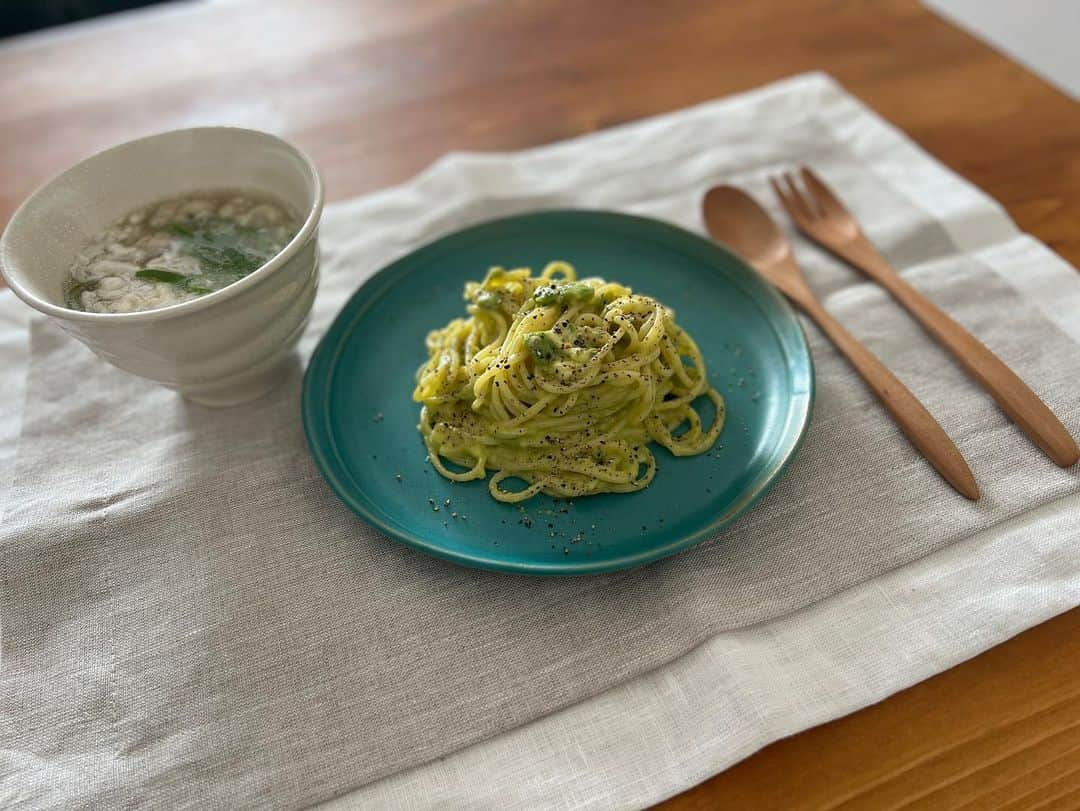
771;167;1079;468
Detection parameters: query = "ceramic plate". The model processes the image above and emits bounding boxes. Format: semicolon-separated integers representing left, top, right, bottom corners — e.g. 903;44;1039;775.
303;211;813;574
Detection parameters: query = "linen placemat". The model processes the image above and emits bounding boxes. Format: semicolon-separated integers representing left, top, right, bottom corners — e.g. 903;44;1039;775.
2;73;1078;809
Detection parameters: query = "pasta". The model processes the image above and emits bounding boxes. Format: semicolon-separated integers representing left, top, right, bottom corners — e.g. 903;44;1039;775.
413;262;725;502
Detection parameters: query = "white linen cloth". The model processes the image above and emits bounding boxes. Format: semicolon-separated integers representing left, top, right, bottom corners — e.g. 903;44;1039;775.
1;73;1078;809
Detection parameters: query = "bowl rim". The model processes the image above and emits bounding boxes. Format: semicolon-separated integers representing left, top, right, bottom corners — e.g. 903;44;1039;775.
0;126;325;324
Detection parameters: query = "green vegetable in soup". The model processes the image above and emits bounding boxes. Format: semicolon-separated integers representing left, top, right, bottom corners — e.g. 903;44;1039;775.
134;217;290;299
168;216;282;287
135;268;188;284
64;280;98;309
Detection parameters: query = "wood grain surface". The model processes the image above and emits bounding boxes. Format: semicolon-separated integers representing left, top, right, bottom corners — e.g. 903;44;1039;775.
2;1;1078;808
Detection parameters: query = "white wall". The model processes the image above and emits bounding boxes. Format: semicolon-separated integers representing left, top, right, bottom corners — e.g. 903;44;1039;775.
924;0;1080;99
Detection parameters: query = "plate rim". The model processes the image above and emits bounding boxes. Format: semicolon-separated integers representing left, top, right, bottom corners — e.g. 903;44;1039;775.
302;209;815;575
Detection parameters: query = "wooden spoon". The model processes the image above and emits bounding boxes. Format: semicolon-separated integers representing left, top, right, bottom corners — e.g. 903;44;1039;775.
703;185;979;500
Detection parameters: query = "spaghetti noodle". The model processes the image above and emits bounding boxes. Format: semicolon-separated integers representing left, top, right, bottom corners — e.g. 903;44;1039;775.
413;262;725;502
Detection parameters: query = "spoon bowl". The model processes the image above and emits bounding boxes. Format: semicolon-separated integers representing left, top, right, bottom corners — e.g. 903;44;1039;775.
702;185;813;307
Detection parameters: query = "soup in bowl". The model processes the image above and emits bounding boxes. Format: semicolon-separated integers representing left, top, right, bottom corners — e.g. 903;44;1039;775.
0;127;323;406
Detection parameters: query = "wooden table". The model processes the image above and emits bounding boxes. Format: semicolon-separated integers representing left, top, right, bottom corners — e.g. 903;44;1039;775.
2;1;1077;807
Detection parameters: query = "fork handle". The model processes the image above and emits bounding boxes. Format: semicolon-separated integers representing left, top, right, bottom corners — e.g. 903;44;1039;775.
846;242;1079;468
800;299;980;500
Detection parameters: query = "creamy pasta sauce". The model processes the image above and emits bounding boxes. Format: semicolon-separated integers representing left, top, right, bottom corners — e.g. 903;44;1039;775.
65;190;298;313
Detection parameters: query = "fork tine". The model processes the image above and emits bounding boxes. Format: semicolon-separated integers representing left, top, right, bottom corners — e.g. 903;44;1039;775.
799;166;848;218
781;172;818;221
768;175;803;225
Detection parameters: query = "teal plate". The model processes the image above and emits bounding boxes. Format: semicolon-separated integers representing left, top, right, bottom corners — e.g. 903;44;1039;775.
302;211;813;575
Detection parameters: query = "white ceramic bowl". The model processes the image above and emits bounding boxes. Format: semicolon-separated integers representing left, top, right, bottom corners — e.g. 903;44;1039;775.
0;127;324;407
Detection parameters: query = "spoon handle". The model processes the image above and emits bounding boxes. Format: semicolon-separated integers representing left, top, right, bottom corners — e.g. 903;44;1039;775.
801;299;980;500
836;239;1078;467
